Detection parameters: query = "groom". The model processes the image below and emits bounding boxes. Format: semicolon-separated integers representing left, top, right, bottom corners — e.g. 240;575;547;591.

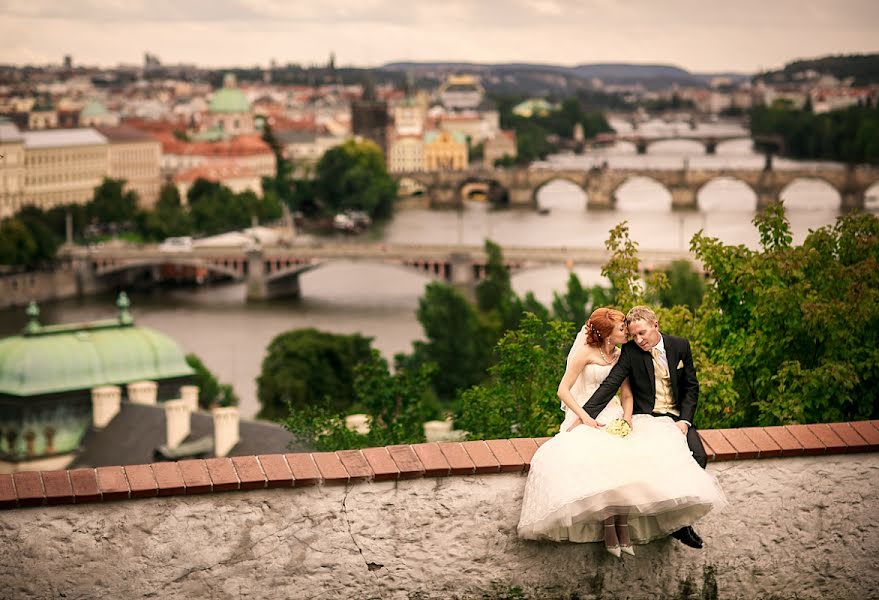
581;305;708;549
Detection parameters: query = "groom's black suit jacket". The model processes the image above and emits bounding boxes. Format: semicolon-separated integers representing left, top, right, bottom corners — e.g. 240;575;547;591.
582;333;699;425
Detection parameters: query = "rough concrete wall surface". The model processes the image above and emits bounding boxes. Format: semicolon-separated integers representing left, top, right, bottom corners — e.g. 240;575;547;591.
1;455;877;599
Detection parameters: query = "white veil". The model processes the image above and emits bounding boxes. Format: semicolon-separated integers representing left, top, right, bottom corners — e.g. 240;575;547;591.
561;324;589;411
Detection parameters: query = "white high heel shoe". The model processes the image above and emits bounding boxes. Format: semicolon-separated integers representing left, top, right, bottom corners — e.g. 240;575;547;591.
604;524;622;558
619;523;635;556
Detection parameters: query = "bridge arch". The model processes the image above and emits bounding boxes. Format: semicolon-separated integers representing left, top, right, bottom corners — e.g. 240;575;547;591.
612;176;673;211
714;138;753;155
95;258;243;281
646;138;705;155
397;176;428;197
779;177;842;211
456;176;509;208
696;176;758;212
533;177;588;212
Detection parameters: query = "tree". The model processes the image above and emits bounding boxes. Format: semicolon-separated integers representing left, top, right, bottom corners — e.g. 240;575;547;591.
13;205;60;265
455;313;574;439
260;122;296;207
257;328;374;420
690;205;879;426
476;239;522;334
407;282;494;401
314;139;397;219
88;178;139;225
281;350;440;451
0;218;37;266
185;353;239;409
658;260;705;312
141;183;191;240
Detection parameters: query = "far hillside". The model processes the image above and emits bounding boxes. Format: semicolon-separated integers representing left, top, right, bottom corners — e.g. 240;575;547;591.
757;53;879;86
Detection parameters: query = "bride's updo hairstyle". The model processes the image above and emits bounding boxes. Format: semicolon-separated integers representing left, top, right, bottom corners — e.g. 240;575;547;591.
585;307;625;346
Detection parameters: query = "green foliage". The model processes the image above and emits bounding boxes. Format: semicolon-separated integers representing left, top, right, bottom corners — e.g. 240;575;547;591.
314;139;397;218
187;179;282;235
0;218;38;267
257;328;374;420
658;260;705;311
750;104;879;164
760;52;879;86
0;205;62;267
260;122;296;207
600;221;668;309
281;350;440;451
89;178;139;225
408;282;494;401
691;205;879;426
185;353;239;409
495;94;613;164
141;184;191;240
550;271;613;325
476;239;522;333
455;313;574;439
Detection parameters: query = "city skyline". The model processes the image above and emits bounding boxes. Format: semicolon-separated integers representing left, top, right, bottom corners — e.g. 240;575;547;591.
0;0;877;74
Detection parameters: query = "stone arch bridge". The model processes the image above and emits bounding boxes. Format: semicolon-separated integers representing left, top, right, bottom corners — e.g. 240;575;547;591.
395;165;879;211
66;243;693;301
599;134;751;155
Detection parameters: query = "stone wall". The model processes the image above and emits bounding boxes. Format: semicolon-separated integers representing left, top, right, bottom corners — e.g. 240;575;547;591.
0;268;78;310
1;453;877;600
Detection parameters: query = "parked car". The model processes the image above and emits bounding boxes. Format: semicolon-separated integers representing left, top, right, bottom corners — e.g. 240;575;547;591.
159;236;193;252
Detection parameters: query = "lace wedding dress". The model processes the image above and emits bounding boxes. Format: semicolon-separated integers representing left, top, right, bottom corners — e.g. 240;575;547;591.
517;361;727;544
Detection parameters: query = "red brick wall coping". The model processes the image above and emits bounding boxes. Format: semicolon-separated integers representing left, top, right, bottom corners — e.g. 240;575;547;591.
2;421;878;511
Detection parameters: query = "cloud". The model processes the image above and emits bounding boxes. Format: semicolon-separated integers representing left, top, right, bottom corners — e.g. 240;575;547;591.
0;0;876;71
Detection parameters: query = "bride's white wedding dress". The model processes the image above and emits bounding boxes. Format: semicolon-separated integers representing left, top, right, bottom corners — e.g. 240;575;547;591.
517;361;727;544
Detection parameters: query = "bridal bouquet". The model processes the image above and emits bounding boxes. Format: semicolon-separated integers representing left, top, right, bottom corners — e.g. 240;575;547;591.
605;418;632;438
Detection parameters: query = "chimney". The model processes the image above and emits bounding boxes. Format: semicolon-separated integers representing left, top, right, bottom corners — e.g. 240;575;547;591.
180;385;200;413
127;380;157;405
164;399;190;449
212;406;240;457
91;385;121;428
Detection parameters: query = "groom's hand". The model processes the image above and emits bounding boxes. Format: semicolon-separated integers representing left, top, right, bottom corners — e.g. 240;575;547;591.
676;421;690;436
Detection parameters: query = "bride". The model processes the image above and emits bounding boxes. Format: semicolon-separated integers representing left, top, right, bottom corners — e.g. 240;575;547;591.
517;307;726;556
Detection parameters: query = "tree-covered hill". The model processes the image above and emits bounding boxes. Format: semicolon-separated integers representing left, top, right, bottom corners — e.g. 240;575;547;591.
758;53;879;86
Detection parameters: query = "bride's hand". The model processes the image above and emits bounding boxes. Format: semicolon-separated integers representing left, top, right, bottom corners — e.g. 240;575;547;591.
567;415;602;431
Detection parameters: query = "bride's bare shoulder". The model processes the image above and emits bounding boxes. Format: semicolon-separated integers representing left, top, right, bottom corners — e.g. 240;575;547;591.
572;342;599;364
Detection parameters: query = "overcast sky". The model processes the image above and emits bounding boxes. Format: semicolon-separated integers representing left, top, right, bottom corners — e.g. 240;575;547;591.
1;0;877;73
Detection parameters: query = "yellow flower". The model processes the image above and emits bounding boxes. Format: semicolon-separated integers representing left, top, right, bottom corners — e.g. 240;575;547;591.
605;418;632;438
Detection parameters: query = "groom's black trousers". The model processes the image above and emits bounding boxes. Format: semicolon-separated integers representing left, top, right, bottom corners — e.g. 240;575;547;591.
651;412;708;469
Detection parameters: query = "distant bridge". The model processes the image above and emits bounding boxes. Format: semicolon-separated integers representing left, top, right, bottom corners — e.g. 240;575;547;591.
393;165;879;211
591;133;751;155
66;243;694;301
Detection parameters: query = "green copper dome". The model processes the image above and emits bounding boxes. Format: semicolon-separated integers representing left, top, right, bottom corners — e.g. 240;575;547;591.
80;99;109;118
209;73;250;114
0;309;194;397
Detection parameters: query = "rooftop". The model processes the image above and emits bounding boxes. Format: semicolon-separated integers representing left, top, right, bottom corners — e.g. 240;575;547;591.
70;402;304;469
0;297;193;397
22;127;107;149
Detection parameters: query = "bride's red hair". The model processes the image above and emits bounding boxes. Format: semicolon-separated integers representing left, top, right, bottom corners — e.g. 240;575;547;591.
585;307;625;346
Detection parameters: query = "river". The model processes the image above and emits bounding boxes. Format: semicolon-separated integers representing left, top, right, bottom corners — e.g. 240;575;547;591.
2;118;877;419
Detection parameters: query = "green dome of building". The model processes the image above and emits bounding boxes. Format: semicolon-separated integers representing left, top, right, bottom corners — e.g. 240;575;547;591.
80;99;109;119
209;73;250;114
0;296;193;397
0;295;196;466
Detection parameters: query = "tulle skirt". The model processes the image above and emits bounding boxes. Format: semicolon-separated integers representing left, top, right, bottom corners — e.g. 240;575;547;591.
517;401;727;544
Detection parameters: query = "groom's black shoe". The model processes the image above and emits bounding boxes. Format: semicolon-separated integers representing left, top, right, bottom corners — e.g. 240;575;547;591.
671;526;703;549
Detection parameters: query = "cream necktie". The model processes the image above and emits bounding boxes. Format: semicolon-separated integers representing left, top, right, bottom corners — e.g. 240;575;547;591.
651;346;668;375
